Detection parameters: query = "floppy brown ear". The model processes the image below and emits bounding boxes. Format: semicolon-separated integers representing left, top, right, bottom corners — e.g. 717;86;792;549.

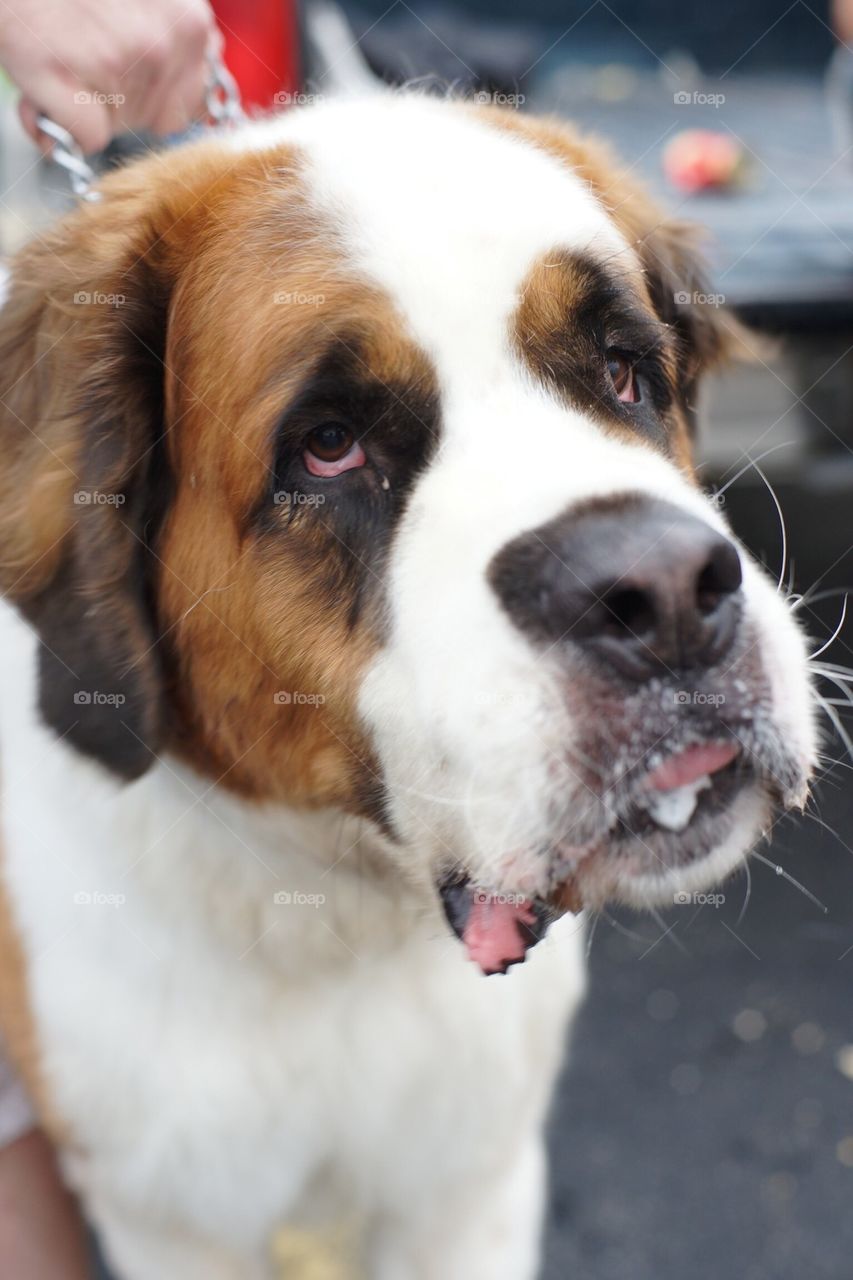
0;178;174;779
574;133;751;418
475;110;747;396
633;217;746;381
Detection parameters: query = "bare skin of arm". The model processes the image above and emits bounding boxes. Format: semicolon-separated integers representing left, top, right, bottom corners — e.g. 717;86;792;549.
834;0;853;45
0;1130;91;1279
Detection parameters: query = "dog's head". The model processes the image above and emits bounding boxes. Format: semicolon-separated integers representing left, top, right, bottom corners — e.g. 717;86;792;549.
0;94;816;972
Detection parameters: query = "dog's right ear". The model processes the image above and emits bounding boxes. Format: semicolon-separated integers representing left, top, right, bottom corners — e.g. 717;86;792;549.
0;162;191;778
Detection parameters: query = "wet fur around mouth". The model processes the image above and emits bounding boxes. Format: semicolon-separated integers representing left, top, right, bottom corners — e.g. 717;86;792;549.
438;748;780;974
435;654;808;972
544;625;808;855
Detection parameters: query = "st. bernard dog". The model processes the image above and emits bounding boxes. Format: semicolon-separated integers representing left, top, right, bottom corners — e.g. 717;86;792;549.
0;91;816;1279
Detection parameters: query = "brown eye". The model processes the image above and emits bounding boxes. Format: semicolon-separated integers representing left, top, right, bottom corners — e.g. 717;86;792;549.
306;423;354;462
606;351;639;404
303;423;366;478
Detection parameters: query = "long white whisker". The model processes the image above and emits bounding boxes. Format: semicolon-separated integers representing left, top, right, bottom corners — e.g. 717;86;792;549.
750;849;827;913
815;694;853;763
747;455;788;592
736;858;752;926
585;910;600;959
812;661;853;681
816;753;853;773
809;595;848;660
793;584;853;613
714;440;796;498
814;670;853;707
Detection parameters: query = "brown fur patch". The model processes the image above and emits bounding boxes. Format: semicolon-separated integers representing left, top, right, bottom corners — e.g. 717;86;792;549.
511;247;692;466
475;104;743;465
0;137;436;815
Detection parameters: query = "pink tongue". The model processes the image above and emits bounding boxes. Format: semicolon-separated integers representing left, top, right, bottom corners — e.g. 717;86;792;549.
646;740;739;791
462;895;537;975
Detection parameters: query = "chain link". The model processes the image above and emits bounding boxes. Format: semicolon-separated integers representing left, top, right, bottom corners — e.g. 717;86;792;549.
33;114;100;201
36;52;244;203
204;51;244;127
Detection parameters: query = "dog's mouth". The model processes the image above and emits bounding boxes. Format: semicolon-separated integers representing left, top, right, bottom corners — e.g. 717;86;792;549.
438;736;760;976
438;882;552;977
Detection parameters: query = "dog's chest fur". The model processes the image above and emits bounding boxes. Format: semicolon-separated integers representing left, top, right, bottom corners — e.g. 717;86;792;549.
0;603;583;1260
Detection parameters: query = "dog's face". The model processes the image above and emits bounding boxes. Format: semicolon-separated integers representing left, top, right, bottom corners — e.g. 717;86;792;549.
0;95;816;970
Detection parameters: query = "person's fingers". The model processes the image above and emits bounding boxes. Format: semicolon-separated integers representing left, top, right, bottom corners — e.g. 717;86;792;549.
14;5;221;149
144;9;214;138
113;59;161;135
17;97;50;151
17;75;113;153
149;59;208;138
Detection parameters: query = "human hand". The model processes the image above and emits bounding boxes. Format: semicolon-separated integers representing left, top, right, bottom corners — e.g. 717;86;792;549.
0;0;219;153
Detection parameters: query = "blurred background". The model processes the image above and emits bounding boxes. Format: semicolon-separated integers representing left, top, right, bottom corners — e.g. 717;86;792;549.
5;2;852;1276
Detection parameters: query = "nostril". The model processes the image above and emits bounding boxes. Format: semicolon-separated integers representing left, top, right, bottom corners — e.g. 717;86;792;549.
696;541;743;616
602;586;656;639
487;498;745;677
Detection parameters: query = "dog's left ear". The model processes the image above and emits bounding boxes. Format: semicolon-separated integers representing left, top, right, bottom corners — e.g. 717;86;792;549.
634;217;745;385
0;166;181;779
497;115;749;393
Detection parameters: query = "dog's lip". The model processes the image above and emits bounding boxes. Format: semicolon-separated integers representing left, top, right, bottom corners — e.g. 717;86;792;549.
439;718;809;974
438;879;550;976
439;739;755;974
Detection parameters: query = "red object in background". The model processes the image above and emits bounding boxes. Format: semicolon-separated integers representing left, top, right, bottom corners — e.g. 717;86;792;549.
212;0;300;110
662;130;744;195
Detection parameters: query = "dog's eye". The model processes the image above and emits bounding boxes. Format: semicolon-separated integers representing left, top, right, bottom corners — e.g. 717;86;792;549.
303;423;366;477
606;351;639;404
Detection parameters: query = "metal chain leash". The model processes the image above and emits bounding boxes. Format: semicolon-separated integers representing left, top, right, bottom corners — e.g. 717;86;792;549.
33;114;100;201
35;51;244;204
203;50;244;127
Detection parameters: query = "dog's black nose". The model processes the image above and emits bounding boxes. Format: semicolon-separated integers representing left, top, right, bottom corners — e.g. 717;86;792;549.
488;495;743;680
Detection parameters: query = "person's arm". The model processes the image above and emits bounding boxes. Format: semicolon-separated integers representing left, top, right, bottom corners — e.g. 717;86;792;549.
0;0;218;154
0;1130;91;1279
0;1048;90;1279
834;0;853;45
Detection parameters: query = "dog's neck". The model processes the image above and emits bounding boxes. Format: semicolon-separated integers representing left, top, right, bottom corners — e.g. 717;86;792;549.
100;756;431;974
1;600;440;979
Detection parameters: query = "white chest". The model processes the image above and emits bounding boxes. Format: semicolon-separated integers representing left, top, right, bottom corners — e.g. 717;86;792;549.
0;604;584;1257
